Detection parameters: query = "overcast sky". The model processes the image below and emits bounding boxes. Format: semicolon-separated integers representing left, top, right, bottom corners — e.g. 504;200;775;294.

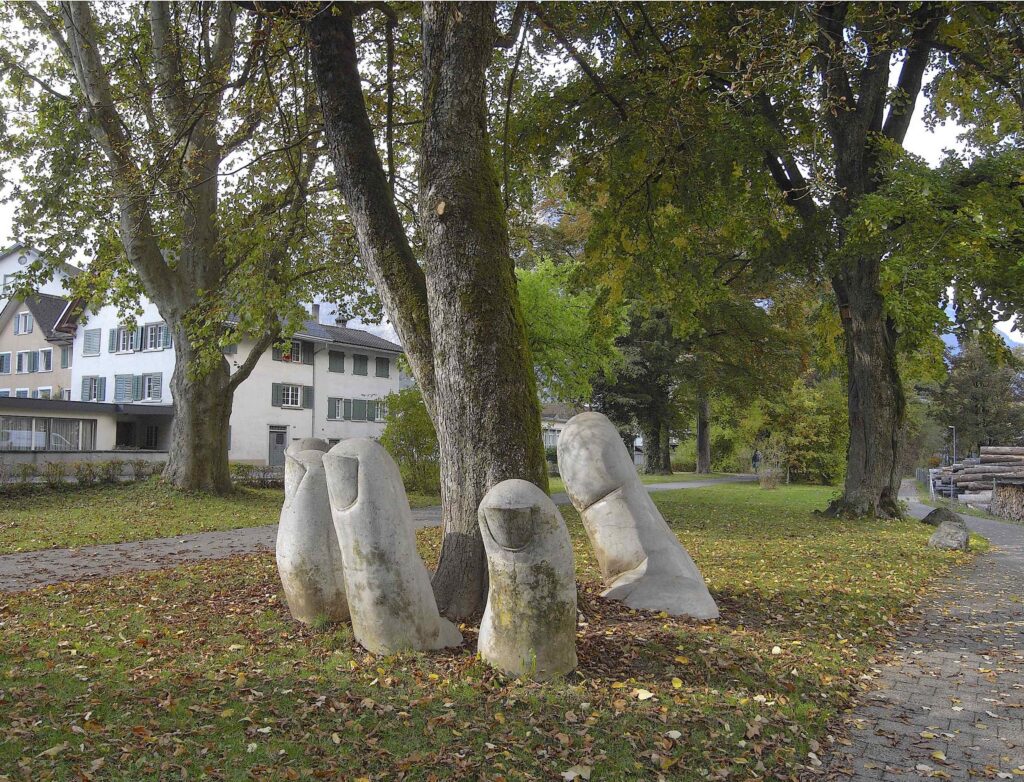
1;73;1018;343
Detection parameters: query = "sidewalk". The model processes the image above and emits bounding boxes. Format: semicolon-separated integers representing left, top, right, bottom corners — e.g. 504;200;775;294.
814;483;1024;780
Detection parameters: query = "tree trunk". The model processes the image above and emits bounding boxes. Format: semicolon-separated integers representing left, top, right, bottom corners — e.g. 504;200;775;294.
826;262;905;518
420;2;547;619
696;396;712;474
642;420;670;475
307;2;546;620
162;325;234;494
659;424;672;473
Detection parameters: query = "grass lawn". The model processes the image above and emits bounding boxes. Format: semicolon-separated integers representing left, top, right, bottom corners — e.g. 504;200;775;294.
0;483;981;781
0;480;440;554
547;470;733;496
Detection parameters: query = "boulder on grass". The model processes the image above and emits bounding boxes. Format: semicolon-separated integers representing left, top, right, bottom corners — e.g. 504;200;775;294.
921;507;960;528
928;515;969;551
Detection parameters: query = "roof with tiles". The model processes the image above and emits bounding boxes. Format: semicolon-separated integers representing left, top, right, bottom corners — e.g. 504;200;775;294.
294;320;403;353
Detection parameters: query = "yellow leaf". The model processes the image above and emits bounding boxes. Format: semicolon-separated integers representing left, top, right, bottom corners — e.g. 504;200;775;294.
611;681;627;689
671;678;683;689
674;656;689;664
494;712;505;724
635;689;655;701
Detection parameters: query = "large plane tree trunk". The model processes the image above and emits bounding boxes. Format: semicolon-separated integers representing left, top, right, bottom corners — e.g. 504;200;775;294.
696;396;712;474
308;2;547;620
826;261;905;518
163;327;234;494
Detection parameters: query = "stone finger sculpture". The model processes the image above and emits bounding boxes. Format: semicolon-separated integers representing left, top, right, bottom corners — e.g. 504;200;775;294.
557;412;719;620
277;438;350;625
323;438;462;654
478;479;577;680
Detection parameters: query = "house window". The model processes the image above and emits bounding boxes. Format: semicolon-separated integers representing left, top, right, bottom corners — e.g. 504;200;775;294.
142;373;162;401
375;357;390;378
15;388;29;398
117;327;134;353
60;345;72;369
62;389;71;401
353;354;368;376
39;349;52;372
281;383;301;407
0;353;9;374
15;351;34;374
36;387;52;400
0;390;8;397
376;400;387;421
1;274;14;294
351;398;367;421
144;324;162;350
81;376;104;402
144;425;159;449
274;340;306;363
83;329;101;356
14;312;32;335
328;350;345;373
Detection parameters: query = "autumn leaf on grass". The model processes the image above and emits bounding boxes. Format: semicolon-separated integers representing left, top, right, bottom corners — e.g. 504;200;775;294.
561;765;592;781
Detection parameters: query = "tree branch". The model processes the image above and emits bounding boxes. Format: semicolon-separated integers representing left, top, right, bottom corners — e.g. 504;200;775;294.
495;2;527;49
531;3;628;121
883;4;943;143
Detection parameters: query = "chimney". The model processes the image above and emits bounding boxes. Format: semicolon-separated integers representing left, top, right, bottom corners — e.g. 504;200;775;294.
334;304;347;328
311;303;320;322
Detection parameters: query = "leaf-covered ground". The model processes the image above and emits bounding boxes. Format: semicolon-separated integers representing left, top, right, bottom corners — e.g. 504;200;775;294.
0;484;980;781
0;480;438;554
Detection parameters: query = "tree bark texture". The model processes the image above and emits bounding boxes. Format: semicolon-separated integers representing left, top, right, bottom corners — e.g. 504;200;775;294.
641;419;670;475
696;396;712;474
308;2;547;620
826;262;905;518
164;332;234;493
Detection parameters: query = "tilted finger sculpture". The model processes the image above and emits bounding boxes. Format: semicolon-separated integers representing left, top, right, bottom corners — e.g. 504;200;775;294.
557;412;719;620
323;438;462;654
478;479;577;680
277;438;350;625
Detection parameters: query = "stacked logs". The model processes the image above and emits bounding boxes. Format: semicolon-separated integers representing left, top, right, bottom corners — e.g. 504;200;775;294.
949;446;1024;492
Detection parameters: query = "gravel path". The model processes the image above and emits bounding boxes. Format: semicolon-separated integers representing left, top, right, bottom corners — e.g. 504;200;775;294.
814;483;1024;780
0;474;755;592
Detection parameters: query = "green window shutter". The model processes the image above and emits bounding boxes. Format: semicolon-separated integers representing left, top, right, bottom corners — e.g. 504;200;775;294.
301;385;313;410
28;351;38;372
151;373;162;401
302;341;314;365
81;377;89;401
352;399;367;421
109;329;118;353
375;357;390;378
161;324;172;349
328;350;345;373
96;377;106;401
328;397;340;419
354;354;368;375
134;326;144;351
60;346;69;369
343;398;352;420
26;314;33;332
367;400;377;421
132;375;143;401
271;382;282;407
114;375;128;401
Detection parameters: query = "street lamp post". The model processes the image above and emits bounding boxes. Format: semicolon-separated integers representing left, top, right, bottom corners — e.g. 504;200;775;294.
949;426;957;501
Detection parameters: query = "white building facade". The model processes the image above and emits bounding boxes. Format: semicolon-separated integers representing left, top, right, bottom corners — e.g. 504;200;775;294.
66;301;403;464
0;244;79;310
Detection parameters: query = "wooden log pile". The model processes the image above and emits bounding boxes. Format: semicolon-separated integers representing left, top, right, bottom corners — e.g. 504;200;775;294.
991;482;1024;522
933;446;1024;494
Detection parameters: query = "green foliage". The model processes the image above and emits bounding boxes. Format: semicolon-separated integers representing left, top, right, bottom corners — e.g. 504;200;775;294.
764;377;849;486
380;388;440;494
516;259;619;404
931;341;1024;454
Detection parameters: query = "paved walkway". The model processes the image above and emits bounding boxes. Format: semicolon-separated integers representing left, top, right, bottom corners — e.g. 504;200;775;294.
0;474;754;592
817;483;1024;780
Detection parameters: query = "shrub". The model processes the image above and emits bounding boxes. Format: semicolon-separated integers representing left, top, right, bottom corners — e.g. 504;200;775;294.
758;436;786;490
99;459;124;484
42;461;67;488
72;461;98;486
230;462;282;489
131;459;153;480
16;462;38;486
380;388;440;494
